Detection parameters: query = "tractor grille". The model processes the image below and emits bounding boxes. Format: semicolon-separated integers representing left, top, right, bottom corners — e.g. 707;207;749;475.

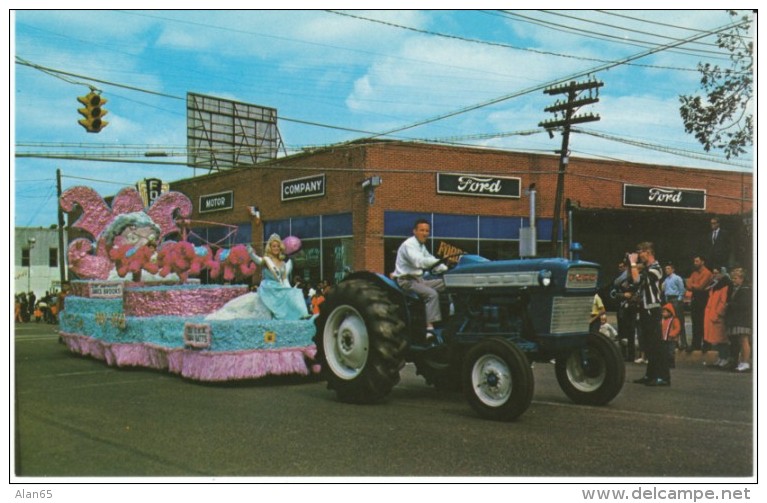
549;296;592;334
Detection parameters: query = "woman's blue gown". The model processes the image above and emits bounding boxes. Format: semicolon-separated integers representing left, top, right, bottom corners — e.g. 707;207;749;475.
248;249;308;320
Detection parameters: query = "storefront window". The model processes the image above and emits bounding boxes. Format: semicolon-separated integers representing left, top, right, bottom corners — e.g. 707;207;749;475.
383;211;558;270
265;213;353;286
325;238;354;285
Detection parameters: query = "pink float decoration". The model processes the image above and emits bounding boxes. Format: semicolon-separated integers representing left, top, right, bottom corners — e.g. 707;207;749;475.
209;244;257;282
123;285;248;317
60;186;193;280
59;333;319;382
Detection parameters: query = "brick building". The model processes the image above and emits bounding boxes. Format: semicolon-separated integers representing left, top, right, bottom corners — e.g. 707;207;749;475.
168;140;753;287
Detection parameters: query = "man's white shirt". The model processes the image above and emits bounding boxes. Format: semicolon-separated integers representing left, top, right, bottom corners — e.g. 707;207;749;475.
394;236;443;277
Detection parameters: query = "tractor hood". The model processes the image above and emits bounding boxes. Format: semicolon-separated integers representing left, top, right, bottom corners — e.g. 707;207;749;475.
444;255;599;291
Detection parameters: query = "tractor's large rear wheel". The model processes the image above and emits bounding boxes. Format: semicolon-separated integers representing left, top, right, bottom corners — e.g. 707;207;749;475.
555;332;625;406
462;338;534;421
314;279;407;404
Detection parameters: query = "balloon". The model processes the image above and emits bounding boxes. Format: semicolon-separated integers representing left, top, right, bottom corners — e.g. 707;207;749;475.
282;236;302;256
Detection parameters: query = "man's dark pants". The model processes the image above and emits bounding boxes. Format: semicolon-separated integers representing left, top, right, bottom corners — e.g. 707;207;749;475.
641;307;669;382
690;291;709;351
617;304;637;361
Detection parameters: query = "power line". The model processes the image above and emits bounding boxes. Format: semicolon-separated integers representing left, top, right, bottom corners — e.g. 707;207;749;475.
15;17;751;171
20;185;57;227
15;57;398;138
540;10;722;49
16;120;750;171
496;10;732;60
572;127;752;169
16;57;184;100
330;10;716;74
354;17;748;141
597;9;753;41
115;10;535;84
62;174;149;186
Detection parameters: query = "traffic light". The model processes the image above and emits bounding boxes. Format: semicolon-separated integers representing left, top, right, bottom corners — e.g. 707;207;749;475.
77;92;109;133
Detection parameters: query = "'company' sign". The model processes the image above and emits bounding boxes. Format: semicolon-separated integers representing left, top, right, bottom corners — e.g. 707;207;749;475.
623;184;706;210
199;191;234;213
437;173;521;198
282;174;325;201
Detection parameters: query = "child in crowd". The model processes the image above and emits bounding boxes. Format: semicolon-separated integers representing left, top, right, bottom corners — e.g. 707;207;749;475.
661;303;682;369
311;284;326;315
726;268;752;373
598;313;619;342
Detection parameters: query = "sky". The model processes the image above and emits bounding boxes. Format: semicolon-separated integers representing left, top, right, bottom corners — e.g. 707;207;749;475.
12;8;755;229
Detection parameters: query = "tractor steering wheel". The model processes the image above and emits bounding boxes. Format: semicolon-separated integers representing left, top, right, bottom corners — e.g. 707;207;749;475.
428;253;464;274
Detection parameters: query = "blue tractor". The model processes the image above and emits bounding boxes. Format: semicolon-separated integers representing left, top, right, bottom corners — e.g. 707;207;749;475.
314;253;625;421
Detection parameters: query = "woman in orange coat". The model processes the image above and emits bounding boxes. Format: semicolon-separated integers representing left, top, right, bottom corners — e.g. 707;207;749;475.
704;267;730;368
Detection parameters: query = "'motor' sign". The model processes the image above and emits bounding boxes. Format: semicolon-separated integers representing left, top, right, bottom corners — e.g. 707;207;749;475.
623;184;706;210
199;190;234;213
437;173;521;198
282;174;325;201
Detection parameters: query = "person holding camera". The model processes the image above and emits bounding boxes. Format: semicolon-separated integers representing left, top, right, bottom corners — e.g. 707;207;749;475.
628;242;670;387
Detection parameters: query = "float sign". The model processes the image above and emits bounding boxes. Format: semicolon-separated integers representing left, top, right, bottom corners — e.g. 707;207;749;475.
88;282;124;299
184;323;212;349
437;173;521;198
623;184;706;210
282;174;325;201
199;191;234;213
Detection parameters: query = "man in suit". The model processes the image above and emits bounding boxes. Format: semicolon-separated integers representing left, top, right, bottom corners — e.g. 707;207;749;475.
708;217;730;270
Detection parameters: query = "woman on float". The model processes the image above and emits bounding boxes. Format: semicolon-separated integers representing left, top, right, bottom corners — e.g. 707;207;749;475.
246;234;309;320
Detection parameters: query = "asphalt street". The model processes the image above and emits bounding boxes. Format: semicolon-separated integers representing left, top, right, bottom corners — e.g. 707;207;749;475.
13;321;753;480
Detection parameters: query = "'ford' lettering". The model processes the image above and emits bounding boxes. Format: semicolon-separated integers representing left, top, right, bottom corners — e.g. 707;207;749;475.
437;173;520;199
623;184;705;211
457;176;502;194
648;187;683;203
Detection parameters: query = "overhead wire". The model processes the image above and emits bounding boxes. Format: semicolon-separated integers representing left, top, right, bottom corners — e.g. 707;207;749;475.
15;57;400;138
495;10;732;60
597;9;753;42
351;16;749;141
329;10;721;73
572;127;752;169
540;10;722;49
15;14;752;171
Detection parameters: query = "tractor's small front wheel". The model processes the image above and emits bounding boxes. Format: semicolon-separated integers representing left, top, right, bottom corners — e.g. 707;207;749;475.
462;338;534;422
555;331;625;406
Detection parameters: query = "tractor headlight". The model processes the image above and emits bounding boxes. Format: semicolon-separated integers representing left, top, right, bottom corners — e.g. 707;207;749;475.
538;270;553;287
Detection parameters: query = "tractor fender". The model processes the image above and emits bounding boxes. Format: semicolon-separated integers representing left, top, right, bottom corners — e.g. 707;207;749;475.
341;271;418;300
340;271;420;326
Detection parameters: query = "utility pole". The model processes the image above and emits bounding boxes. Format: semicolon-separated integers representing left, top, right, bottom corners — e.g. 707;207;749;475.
539;77;603;257
56;168;67;285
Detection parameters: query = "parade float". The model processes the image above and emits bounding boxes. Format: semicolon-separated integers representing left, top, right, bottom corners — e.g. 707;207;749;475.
57;185;318;382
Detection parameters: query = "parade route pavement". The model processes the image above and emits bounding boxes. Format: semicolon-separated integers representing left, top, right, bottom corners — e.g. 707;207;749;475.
13;322;753;480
